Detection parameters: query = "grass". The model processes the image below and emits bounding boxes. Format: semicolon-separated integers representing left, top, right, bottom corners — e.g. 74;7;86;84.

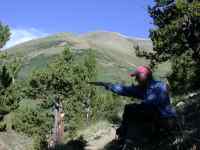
17;54;56;79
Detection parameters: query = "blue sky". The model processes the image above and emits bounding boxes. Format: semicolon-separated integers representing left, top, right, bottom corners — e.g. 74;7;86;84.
1;0;154;48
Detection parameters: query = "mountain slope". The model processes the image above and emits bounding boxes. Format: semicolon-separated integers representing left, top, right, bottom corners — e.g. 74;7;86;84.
5;31;168;81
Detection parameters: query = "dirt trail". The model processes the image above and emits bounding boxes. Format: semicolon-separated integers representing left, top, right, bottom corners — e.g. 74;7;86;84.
85;126;116;150
78;121;117;150
0;131;32;150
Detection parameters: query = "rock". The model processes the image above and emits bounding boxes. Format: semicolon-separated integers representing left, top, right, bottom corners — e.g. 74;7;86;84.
176;101;186;111
0;143;7;150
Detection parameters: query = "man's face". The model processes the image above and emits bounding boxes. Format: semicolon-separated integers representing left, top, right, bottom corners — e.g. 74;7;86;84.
135;73;148;87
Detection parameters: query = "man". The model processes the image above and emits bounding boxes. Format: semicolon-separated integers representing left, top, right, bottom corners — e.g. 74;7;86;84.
103;66;177;140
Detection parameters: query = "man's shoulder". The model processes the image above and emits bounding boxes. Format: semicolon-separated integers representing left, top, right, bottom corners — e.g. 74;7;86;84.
151;80;168;91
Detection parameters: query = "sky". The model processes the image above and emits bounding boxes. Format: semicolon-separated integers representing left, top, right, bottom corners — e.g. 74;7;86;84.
1;0;154;48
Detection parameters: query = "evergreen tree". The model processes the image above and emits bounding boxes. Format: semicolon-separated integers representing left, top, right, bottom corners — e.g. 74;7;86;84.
0;22;10;49
0;23;23;115
0;65;12;89
23;47;98;136
0;22;12;89
136;0;200;93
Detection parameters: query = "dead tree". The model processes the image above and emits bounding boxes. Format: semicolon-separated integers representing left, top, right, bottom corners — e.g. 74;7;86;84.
48;96;65;149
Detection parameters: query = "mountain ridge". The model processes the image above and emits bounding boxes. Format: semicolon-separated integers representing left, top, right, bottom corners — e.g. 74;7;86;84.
4;31;169;81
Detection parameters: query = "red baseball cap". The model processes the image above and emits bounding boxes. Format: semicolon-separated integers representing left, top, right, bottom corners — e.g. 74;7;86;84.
128;66;152;78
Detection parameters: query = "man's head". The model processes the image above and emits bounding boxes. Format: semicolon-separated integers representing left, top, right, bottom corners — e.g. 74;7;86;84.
129;66;152;86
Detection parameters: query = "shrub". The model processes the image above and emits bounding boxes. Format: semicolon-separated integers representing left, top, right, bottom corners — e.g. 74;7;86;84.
0;122;6;132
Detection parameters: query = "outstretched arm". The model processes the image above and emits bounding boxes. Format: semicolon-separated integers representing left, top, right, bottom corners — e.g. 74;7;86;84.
88;81;141;98
106;83;141;98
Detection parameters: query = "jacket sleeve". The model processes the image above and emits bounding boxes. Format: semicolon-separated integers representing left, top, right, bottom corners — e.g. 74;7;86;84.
143;83;170;106
106;83;141;98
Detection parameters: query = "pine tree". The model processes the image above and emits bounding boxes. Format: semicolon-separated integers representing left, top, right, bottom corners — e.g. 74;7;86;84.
137;0;200;65
0;22;12;89
0;65;12;89
0;22;10;49
136;0;200;93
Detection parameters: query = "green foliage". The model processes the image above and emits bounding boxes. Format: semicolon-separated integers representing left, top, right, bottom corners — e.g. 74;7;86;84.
0;23;23;120
0;83;24;111
0;66;17;114
167;51;200;94
0;65;12;89
0;22;10;49
0;52;24;111
7;57;23;81
32;134;48;150
0;58;24;116
17;48;94;136
0;51;23;83
0;106;10;115
11;98;52;150
12;105;52;136
138;0;200;65
0;122;7;131
136;0;200;93
18;47;121;140
91;91;121;123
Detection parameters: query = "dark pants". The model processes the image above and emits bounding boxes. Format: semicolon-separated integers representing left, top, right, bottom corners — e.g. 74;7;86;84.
117;103;159;138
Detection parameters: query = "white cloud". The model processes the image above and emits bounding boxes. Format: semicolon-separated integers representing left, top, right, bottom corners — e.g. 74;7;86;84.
3;28;48;49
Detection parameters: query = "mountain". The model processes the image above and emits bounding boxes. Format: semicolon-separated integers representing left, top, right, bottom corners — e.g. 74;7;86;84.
5;31;168;81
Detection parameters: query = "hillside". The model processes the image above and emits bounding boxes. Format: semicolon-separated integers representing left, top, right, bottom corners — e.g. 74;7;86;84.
0;131;32;150
5;31;169;81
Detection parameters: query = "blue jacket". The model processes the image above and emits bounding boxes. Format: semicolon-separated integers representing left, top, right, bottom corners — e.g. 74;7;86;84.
107;80;176;118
